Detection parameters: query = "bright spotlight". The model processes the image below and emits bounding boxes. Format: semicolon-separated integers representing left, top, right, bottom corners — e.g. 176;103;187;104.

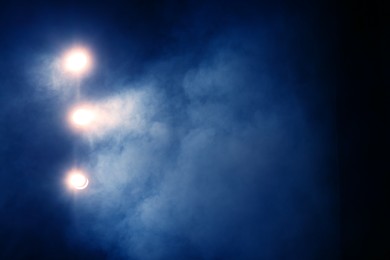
70;106;95;128
67;169;89;190
63;47;91;74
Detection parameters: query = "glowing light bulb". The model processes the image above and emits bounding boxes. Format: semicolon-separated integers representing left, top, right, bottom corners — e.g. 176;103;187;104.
67;170;89;190
63;48;91;74
70;107;95;127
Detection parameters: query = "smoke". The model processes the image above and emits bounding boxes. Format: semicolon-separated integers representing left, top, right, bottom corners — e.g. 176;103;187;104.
74;86;163;141
55;27;339;259
0;1;342;259
26;16;338;259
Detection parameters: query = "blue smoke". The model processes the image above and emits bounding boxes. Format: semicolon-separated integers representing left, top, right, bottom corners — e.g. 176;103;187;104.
64;22;339;259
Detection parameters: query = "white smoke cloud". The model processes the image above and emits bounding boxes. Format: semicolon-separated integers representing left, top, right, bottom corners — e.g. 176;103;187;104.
35;28;336;260
75;86;162;142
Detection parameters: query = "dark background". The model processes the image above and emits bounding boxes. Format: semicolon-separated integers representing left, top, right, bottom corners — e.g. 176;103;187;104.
0;0;387;259
337;0;387;258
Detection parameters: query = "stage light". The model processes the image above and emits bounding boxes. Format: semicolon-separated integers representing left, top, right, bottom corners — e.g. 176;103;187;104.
70;107;95;127
67;169;89;190
63;47;91;75
68;104;97;130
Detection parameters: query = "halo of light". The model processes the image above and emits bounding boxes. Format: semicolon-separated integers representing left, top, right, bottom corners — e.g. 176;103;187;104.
63;48;91;74
70;107;95;127
67;170;89;190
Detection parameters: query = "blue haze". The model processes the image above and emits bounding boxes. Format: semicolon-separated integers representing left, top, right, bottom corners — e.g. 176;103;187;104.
0;1;339;259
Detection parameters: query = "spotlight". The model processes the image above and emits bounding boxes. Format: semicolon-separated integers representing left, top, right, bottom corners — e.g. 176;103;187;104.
67;169;89;190
63;47;91;75
70;107;95;127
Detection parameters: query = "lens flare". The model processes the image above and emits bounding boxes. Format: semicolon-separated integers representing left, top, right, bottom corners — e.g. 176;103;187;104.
67;170;89;190
63;48;91;74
